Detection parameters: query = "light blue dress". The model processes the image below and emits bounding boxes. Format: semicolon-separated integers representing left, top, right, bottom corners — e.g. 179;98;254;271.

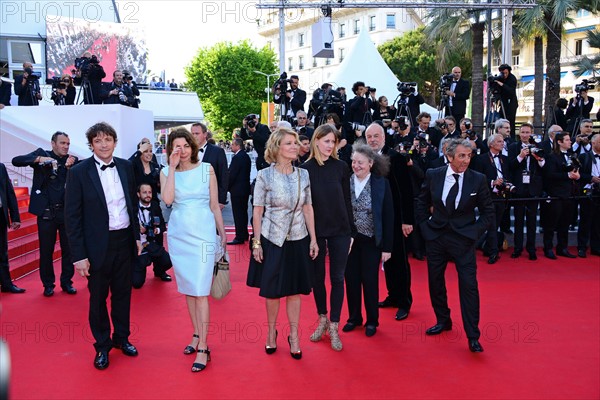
163;163;216;296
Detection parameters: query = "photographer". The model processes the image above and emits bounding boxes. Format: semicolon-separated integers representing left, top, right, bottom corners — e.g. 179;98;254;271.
11;132;78;296
390;116;413;150
133;184;172;289
310;83;344;127
413;113;441;149
572;119;594;155
508;123;545;260
73;52;106;104
50;74;76;106
373;95;397;131
294;110;314;139
566;86;595;136
444;67;470;122
273;73;306;121
577;133;600;257
101;70;134;106
239;114;271;171
459;118;484;154
491;64;518;138
123;70;140;109
346;81;375;142
396;82;424;127
14;62;42;106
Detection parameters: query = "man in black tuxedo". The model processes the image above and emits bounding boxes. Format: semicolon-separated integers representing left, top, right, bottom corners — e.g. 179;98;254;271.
227;138;251;245
0;163;24;294
566;89;595;136
132;183;172;288
12;132;78;296
366;124;415;321
239;114;271;171
411;112;439;148
576;133;600;257
495;64;518;139
508;123;545;260
445;66;470;122
191;122;229;209
274;74;306;121
572;119;594;155
416;138;494;353
65;122;142;370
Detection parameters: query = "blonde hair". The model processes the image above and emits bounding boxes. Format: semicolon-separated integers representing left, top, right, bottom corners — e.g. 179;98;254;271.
307;124;340;166
264;128;300;164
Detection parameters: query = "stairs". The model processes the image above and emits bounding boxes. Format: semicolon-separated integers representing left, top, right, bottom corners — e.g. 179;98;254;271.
7;188;62;280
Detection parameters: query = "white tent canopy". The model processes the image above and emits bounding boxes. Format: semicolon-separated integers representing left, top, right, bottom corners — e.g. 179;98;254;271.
327;28;438;120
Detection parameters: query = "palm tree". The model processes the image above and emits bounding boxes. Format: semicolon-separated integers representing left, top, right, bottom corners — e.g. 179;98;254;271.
425;7;486;133
573;29;600;78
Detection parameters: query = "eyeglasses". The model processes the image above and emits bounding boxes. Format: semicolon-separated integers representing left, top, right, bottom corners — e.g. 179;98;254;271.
297;117;307;120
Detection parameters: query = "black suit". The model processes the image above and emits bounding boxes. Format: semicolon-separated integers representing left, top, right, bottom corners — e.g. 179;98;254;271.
200;143;229;205
0;81;12;106
566;96;594;135
100;82;135;106
240;124;270;171
508;142;544;254
274;88;306;118
14;75;40;106
0;163;21;289
446;78;470;122
65;157;140;352
228;150;251;241
12;148;78;289
415;166;494;339
497;73;518;138
577;151;600;253
428;129;459;151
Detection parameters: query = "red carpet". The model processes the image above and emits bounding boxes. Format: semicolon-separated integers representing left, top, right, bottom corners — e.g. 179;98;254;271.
1;240;599;399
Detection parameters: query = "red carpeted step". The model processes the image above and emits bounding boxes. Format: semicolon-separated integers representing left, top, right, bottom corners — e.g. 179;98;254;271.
8;232;58;260
13;187;29;197
7;218;38;240
8;241;62;279
16;194;30;209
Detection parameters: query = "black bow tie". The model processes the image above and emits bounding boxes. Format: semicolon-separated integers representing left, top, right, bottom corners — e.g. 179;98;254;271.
199;147;205;153
98;161;115;170
140;206;151;212
595;154;600;159
493;154;499;158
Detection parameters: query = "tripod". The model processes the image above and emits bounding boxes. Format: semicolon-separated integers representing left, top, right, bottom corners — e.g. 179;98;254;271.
393;94;412;127
568;94;585;139
76;76;95;105
438;89;450;120
484;88;506;139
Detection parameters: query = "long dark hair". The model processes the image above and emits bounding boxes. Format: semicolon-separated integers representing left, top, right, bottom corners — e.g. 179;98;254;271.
166;128;199;164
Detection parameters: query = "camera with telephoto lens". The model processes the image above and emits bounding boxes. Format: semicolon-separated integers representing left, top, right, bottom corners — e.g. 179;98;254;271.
436;120;447;130
575;79;596;93
46;76;66;90
245;114;258;129
464;121;477;140
396;116;409;131
496;180;516;195
39;159;59;180
526;136;545;158
397;81;417;96
74;55;100;76
143;216;161;240
296;126;307;135
439;73;453;91
564;154;582;172
368;87;377;93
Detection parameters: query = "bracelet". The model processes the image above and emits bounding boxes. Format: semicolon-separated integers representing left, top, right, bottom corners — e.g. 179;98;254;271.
252;243;262;250
251;238;261;246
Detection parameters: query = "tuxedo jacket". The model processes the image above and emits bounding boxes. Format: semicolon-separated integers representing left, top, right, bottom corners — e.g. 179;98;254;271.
498;73;518;112
566;96;594;121
364;174;394;252
228;150;251;197
139;200;167;244
428;129;459;151
416;166;494;241
578;151;599;189
274;88;306;114
382;146;415;226
448;78;470;117
472;151;510;193
12;148;78;216
201;143;229;204
507;142;544;197
542;152;578;198
64;157;140;270
0;163;20;227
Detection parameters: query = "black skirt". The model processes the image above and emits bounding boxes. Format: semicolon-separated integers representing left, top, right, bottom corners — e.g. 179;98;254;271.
247;235;312;298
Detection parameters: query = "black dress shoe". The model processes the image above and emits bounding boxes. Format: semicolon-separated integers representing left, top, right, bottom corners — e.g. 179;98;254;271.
61;285;77;294
544;250;557;260
43;287;54;297
425;322;452;335
578;249;587;258
378;298;398;308
342;322;360;332
591;250;600;256
510;250;521;259
365;325;377;337
94;351;110;370
468;339;484;352
557;249;576;259
227;239;245;245
487;253;500;264
155;273;172;282
528;253;538;261
395;309;409;321
414;253;425;261
1;284;26;294
113;341;138;357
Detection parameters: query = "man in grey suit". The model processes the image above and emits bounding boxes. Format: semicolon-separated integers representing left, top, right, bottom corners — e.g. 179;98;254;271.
416;139;494;353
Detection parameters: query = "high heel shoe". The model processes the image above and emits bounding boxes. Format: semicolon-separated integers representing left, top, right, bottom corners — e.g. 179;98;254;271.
183;334;199;355
309;314;329;342
191;348;211;372
287;336;302;360
265;330;278;355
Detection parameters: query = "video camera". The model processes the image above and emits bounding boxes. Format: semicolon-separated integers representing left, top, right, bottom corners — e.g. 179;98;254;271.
575;78;596;93
24;67;41;81
74;55;100;76
143;216;161;240
397;81;417;97
439;73;453;91
487;75;502;94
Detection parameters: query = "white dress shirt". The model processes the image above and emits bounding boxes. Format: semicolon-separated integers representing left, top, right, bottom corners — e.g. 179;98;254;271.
442;167;464;209
353;173;371;199
93;155;130;231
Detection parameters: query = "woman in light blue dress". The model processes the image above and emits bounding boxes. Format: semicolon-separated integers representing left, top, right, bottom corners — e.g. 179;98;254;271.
160;128;226;373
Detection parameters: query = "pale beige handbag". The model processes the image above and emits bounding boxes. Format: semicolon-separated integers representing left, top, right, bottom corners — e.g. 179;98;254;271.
211;253;231;299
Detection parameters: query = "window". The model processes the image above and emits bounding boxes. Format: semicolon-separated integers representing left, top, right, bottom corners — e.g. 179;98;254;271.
325;58;331;66
512;49;520;66
339;23;346;38
575;39;583;56
299;33;305;47
7;40;45;80
288;57;293;71
369;16;376;31
312;57;317;67
576;9;590;18
339;48;345;63
299;55;304;70
386;14;395;29
353;19;360;35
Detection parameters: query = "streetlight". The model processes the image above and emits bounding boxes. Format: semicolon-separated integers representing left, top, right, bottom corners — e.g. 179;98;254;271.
254;70;280;125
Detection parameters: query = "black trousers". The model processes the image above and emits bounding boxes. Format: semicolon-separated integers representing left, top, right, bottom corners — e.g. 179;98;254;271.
577;196;600;252
513;198;539;254
345;234;381;327
230;194;249;241
542;198;574;251
87;228;134;352
383;229;412;311
426;231;480;339
132;242;172;289
37;209;73;289
312;235;351;323
483;198;504;255
0;210;12;288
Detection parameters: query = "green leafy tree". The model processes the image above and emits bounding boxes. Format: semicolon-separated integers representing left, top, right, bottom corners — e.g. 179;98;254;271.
185;40;277;137
573;29;600;77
